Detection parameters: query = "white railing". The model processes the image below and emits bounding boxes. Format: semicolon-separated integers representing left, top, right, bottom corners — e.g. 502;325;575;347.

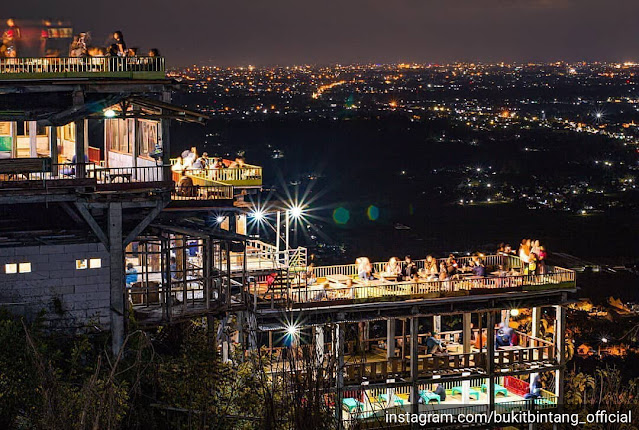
244;239;307;270
313;254;508;279
0;56;165;76
283;256;575;305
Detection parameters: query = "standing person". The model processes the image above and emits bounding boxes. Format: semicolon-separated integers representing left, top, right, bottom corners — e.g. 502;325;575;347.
112;31;127;56
519;239;531;274
537;246;547;274
531;239;541;256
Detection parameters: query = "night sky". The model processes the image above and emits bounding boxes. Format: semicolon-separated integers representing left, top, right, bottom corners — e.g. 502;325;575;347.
6;0;639;66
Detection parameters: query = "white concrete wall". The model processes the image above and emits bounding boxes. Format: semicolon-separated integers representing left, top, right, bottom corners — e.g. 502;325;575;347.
0;242;111;330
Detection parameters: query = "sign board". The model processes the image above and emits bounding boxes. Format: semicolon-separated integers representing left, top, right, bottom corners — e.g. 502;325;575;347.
0;136;11;152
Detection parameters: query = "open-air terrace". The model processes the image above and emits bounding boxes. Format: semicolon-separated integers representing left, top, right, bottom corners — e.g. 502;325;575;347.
264;327;556;383
254;254;575;309
0;56;165;80
340;376;557;428
118;239;575;324
171;157;263;189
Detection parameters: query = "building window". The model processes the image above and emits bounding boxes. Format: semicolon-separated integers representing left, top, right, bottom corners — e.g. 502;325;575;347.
5;262;31;274
77;258;102;269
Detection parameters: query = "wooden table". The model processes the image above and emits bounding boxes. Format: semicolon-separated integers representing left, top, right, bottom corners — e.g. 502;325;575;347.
326;274;352;283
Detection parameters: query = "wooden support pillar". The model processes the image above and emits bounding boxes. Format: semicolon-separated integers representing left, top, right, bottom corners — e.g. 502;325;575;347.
463;312;472;354
315;326;325;366
433;315;441;334
401;319;407;360
9;121;17;158
108;202;125;356
74;119;86;178
160;91;171;182
133;119;140;179
28;121;37;157
486;311;496;414
410;317;419;416
387;319;396;358
531;307;541;340
237;311;245;355
72;89;86;178
555;305;566;409
49;126;58;175
335;323;345;428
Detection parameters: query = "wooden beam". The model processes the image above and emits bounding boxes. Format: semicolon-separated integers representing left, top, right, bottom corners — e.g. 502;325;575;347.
123;199;167;246
74;202;108;247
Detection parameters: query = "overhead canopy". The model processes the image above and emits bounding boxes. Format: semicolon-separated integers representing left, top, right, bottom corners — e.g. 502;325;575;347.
0;85;208;125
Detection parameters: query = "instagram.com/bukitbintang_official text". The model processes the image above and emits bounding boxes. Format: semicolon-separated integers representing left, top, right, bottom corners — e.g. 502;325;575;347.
385;409;633;427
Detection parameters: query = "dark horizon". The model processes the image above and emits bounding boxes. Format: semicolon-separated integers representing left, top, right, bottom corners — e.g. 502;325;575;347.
5;0;639;67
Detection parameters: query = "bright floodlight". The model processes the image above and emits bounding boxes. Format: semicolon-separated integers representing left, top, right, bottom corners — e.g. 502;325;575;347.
286;324;299;336
289;205;304;219
601;337;608;343
510;309;520;317
596;112;602;119
250;209;265;221
216;215;225;224
104;109;117;118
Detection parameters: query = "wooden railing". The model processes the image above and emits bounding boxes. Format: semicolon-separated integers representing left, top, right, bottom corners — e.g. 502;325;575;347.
0;56;165;78
0;162;168;185
171;183;233;200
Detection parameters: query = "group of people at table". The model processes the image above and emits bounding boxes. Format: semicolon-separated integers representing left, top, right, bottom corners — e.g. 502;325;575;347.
364;254;488;282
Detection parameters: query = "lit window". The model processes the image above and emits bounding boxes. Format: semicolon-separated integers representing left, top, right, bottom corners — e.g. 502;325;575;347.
5;263;17;274
18;262;31;273
76;259;88;270
89;258;102;269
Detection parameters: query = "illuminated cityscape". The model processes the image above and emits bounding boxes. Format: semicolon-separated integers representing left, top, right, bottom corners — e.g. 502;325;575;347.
1;3;639;429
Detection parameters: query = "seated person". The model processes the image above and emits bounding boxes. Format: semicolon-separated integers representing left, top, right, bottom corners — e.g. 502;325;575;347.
524;375;542;399
177;171;195;196
384;257;402;277
229;156;246;168
434;383;447;401
446;254;458;277
125;263;138;288
425;332;446;354
191;155;208;170
356;257;375;280
422;255;439;280
471;259;486;277
314;282;330;301
304;263;316;285
495;322;515;347
211;157;226;169
402;255;418;280
439;262;448;281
